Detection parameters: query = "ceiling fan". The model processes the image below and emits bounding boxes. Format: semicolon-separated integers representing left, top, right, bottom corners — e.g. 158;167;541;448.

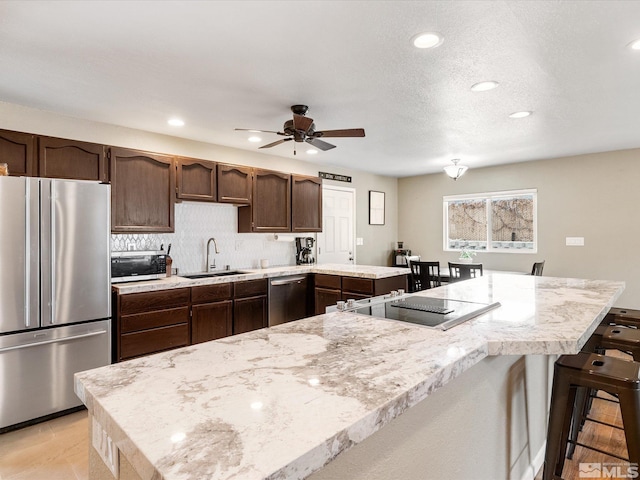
235;105;365;154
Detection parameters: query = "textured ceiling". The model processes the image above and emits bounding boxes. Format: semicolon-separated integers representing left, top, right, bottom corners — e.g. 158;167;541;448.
1;1;639;177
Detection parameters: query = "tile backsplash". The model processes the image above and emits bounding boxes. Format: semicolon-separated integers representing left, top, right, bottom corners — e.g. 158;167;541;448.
111;202;313;274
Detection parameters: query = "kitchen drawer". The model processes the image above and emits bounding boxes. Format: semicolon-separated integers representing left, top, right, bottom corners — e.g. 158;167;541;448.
191;283;232;304
120;323;189;360
119;288;190;315
314;274;341;290
234;279;267;298
120;306;189;334
342;277;374;295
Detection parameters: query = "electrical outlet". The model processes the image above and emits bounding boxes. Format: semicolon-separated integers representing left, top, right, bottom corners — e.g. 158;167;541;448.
92;417;119;476
566;237;585;246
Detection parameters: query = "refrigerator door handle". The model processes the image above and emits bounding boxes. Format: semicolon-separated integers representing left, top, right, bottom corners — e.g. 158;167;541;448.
24;181;31;328
50;181;56;325
0;330;108;353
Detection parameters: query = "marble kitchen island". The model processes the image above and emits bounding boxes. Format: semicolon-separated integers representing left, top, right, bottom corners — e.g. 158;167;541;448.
76;274;624;480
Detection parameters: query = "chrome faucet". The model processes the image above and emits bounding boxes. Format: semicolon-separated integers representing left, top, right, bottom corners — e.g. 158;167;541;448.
206;237;219;272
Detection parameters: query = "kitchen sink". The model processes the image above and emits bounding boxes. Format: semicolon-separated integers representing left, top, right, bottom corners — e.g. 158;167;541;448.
182;270;247;279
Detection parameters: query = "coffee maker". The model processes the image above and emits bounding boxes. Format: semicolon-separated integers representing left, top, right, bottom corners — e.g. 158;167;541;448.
295;237;315;265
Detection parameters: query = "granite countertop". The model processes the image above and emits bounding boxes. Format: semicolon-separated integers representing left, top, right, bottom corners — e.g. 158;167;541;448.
76;274;624;480
112;263;410;294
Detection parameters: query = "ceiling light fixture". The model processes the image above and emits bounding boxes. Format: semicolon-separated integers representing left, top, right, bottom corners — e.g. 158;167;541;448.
306;149;318;155
509;111;532;119
470;81;499;92
412;32;443;49
444;159;468;181
248;136;261;143
167;118;185;127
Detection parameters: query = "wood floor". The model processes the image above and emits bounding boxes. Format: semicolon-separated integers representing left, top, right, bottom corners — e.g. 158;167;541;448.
0;410;89;480
0;385;632;480
534;392;631;480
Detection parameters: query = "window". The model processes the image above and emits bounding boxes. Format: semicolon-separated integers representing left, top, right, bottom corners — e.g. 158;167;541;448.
444;189;537;253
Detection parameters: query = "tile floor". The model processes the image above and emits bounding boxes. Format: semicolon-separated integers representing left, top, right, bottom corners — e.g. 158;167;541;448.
0;410;88;480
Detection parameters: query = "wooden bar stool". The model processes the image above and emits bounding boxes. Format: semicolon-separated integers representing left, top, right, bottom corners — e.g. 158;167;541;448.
543;352;640;480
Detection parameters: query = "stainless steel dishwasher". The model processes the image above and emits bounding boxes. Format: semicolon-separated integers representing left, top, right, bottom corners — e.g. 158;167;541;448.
268;275;309;326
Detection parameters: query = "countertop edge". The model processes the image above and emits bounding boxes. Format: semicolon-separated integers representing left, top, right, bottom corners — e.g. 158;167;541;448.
112;264;410;294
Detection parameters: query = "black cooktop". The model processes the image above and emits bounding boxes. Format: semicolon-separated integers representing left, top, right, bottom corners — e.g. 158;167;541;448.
349;295;501;330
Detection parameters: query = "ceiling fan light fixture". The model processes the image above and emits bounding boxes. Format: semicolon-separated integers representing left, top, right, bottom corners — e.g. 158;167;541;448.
167;117;185;127
248;136;261;143
509;111;532;119
306;149;318;155
471;81;499;92
444;159;468;180
412;32;443;49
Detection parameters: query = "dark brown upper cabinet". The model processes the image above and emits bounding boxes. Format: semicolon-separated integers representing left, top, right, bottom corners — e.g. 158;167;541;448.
238;168;291;233
176;157;217;202
110;147;175;233
0;129;37;177
291;174;322;232
39;136;107;182
217;163;252;204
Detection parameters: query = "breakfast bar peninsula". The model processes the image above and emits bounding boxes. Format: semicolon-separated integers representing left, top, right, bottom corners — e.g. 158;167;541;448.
76;274;623;480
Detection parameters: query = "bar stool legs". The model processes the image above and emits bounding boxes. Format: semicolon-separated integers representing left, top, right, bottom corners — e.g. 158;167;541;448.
543;353;640;480
567;325;640;459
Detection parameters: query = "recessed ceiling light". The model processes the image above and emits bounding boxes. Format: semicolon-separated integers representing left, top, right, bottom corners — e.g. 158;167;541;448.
628;38;640;50
509;111;533;119
248;136;261;143
167;118;185;127
306;149;318;155
412;32;443;49
471;81;499;92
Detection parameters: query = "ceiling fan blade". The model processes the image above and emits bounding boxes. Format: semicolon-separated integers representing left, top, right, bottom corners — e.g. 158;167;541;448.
259;138;292;149
293;114;314;133
314;128;365;138
306;137;336;151
235;128;285;135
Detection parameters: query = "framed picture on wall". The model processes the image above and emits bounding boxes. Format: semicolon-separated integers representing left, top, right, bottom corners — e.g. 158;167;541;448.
369;190;385;225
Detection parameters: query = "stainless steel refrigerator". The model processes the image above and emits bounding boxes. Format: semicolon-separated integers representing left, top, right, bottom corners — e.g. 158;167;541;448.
0;176;111;431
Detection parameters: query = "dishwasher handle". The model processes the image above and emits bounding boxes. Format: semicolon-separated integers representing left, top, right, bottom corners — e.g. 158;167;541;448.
270;276;307;286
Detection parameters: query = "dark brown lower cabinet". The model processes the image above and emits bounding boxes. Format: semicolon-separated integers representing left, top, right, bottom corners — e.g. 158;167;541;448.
115;288;191;362
233;279;268;334
313;274;409;314
233;296;267;334
192;301;233;344
120;321;189;360
314;287;342;315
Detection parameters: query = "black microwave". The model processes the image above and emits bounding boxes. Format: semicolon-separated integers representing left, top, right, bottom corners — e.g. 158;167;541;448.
111;251;167;283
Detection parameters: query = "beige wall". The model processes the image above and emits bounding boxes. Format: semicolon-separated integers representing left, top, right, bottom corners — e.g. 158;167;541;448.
399;149;640;308
0;101;398;266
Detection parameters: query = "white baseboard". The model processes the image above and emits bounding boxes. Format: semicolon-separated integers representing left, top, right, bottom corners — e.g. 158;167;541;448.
519;442;546;480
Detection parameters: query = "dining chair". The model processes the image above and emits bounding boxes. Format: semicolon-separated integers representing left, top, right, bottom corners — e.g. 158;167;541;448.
409;261;441;291
405;255;421;292
448;262;483;282
531;260;545;276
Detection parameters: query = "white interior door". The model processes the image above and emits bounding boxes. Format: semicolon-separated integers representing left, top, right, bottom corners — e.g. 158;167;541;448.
317;186;356;264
